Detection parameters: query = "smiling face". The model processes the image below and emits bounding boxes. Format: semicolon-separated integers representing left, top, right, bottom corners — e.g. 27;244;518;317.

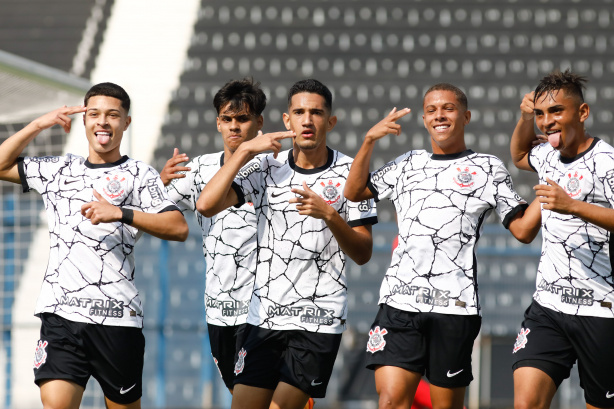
216;102;263;154
83;95;131;164
283;92;337;154
533;89;590;157
422;90;470;154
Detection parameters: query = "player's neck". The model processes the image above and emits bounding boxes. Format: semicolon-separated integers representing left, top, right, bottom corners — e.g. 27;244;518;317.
292;144;328;169
87;149;122;165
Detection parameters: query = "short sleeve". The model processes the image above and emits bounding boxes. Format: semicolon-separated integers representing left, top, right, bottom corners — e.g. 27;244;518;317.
492;162;528;228
346;197;378;227
234;155;265;205
18;155;67;193
135;167;180;214
368;160;402;202
166;158;197;212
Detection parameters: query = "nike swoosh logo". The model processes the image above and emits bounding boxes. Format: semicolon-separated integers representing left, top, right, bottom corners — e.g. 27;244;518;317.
447;369;464;377
271;191;284;198
63;180;78;185
607;391;614;399
120;384;136;394
311;380;322;386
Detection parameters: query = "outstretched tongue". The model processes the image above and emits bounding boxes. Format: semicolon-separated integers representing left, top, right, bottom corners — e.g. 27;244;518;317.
96;132;110;145
548;132;561;148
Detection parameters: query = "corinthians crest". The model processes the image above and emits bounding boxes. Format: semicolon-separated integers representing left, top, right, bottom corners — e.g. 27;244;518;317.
103;175;126;199
564;171;583;198
453;167;477;188
367;326;388;353
320;180;342;204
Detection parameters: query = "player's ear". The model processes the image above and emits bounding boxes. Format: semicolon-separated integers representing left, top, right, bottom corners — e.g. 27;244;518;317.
464;110;471;125
578;103;589;124
256;115;264;131
216;116;221;132
283;112;291;131
124;116;131;131
327;115;337;131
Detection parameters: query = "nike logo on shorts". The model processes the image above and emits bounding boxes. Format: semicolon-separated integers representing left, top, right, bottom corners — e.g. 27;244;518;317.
311;379;323;386
447;369;464;377
607;391;614;399
120;384;137;394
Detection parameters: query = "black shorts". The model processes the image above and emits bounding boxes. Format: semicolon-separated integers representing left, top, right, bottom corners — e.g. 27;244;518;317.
33;313;145;405
208;323;246;390
364;304;481;388
233;324;342;398
512;301;614;408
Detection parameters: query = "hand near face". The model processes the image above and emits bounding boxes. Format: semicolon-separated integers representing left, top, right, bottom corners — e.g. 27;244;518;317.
33;105;87;133
520;92;536;121
289;181;334;220
366;107;411;143
81;190;122;224
243;130;295;158
160;148;190;186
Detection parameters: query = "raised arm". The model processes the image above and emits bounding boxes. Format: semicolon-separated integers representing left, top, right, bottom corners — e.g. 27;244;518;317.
81;190;189;241
0;105;86;183
345;108;411;202
197;130;294;217
510;92;539;172
291;181;373;265
160;148;190;186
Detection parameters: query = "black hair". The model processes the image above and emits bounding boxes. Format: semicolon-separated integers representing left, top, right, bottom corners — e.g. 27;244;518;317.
84;82;131;113
534;69;587;104
287;79;333;111
213;78;267;116
423;83;468;111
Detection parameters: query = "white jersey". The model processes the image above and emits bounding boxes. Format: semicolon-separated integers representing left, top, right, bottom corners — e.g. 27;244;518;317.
19;154;178;328
529;138;614;318
233;148;377;334
166;152;256;326
369;150;527;316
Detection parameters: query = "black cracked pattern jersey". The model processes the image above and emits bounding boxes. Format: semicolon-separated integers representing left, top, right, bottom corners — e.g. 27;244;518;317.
19;154;178;328
233;147;377;334
167;152;256;326
529;138;614;318
368;149;527;316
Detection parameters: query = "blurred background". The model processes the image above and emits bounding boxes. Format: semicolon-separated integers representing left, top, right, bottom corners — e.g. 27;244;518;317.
0;0;613;407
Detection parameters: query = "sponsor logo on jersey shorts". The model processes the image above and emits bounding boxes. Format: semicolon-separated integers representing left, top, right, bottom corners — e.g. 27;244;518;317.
367;326;388;353
234;348;247;375
33;340;48;369
513;327;530;353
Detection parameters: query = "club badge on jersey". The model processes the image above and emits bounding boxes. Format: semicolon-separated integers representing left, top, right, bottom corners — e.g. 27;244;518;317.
453;167;477;189
564;171;584;198
99;174;128;203
319;179;342;205
367;326;388;353
33;340;48;369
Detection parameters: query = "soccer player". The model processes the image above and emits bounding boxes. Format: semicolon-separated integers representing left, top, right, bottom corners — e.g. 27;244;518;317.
197;79;377;409
510;70;614;409
0;83;188;409
159;78;264;394
344;83;541;409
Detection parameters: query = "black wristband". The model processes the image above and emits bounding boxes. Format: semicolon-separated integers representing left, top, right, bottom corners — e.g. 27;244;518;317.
121;208;134;225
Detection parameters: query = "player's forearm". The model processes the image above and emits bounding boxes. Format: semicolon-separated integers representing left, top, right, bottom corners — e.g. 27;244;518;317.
324;211;373;265
0;122;42;181
510;117;537;171
130;209;189;241
508;199;541;243
345;139;376;202
196;147;250;216
567;201;614;232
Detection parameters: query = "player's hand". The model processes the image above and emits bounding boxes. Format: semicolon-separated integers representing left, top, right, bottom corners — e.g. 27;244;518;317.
242;130;295;158
520;92;535;121
290;181;334;220
160;148;190;186
32;105;87;133
365;107;411;143
532;134;548;146
81;190;123;225
534;178;575;215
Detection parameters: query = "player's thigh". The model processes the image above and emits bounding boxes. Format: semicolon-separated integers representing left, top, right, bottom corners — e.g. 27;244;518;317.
374;365;422;408
105;397;141;409
429;383;467;409
233;325;285;391
511;302;575;387
85;324;145;405
271;382;311;409
39;379;85;409
570;314;614;408
281;330;342;399
208;323;246;390
365;304;427;374
513;367;556;409
231;383;275;409
426;313;481;388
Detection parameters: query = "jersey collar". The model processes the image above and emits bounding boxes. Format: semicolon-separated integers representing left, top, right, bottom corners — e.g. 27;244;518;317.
85;155;129;169
560;137;599;164
431;149;474;161
288;147;334;174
